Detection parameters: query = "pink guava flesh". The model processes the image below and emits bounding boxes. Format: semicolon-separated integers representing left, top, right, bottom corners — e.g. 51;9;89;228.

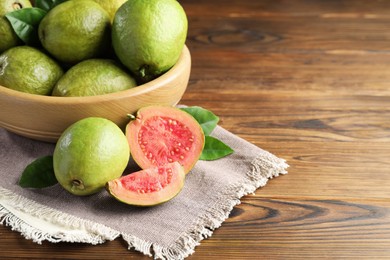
106;162;185;206
126;106;205;174
121;163;174;193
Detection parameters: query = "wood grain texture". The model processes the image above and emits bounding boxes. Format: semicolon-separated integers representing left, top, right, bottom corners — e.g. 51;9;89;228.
1;0;390;258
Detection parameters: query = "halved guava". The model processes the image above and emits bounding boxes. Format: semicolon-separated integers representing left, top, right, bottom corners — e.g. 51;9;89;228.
126;106;205;174
106;162;185;206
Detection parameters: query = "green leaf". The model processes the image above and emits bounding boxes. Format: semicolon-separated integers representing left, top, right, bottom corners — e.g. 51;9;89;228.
5;7;47;46
19;156;58;188
34;0;68;12
200;136;234;161
180;106;219;136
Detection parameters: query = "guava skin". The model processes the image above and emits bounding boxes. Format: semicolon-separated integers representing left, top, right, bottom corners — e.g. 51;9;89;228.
52;59;137;97
0;0;33;53
90;0;127;23
53;117;130;196
0;17;21;53
0;46;64;95
38;0;111;65
0;0;31;15
112;0;188;83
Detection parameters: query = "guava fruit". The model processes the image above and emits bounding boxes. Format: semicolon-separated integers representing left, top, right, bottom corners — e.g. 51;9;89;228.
106;162;185;206
0;0;32;16
0;17;18;53
112;0;188;83
90;0;127;23
53;117;130;196
126;106;205;174
0;46;63;95
38;0;111;65
52;59;137;97
0;0;32;53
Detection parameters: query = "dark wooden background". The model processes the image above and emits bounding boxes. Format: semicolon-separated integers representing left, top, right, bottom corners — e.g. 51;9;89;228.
1;0;390;258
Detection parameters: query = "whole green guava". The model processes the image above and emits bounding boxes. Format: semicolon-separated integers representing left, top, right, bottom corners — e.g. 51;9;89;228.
0;46;63;95
112;0;188;83
53;117;130;196
52;59;137;97
38;0;111;65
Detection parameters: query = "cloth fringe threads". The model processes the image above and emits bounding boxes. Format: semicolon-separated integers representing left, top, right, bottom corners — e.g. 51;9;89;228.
0;188;120;244
0;154;288;260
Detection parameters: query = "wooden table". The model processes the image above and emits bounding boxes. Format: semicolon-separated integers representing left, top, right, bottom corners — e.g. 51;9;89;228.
1;0;390;258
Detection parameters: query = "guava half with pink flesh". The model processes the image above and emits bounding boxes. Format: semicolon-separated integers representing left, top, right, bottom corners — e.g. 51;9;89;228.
126;106;205;174
106;162;185;206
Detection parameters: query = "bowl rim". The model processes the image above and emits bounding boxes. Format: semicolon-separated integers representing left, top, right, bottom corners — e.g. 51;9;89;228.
0;45;190;105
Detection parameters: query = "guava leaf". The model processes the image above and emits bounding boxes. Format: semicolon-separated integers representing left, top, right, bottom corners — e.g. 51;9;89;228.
180;106;219;136
34;0;68;12
19;155;58;188
5;7;47;46
200;136;234;161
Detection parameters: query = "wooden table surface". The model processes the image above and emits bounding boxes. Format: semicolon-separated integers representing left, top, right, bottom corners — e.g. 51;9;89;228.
1;0;390;259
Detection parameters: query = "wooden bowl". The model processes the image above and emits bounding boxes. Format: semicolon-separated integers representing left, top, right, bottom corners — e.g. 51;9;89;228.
0;45;191;143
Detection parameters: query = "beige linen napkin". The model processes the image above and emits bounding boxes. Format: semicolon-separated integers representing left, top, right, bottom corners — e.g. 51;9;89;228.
0;125;288;259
